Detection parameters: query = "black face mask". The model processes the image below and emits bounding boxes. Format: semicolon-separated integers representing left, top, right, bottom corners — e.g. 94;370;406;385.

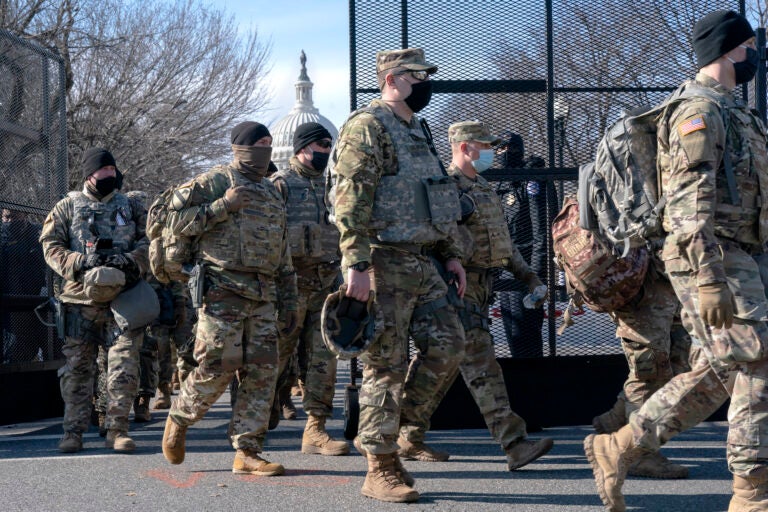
93;176;117;197
733;47;759;84
310;151;330;171
404;80;433;113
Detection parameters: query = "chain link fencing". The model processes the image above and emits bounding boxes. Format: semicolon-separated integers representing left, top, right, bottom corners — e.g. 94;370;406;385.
350;0;748;358
0;29;68;371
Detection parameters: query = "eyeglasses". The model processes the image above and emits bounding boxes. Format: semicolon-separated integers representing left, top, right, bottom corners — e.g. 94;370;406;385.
396;70;430;82
314;140;332;149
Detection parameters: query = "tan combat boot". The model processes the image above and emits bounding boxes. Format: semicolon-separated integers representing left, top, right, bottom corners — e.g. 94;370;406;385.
133;395;151;422
506;437;554;470
397;436;449;462
301;414;350;455
232;449;285;476
729;469;768;512
592;398;627;434
362;453;419;503
58;432;83;453
354;436;414;487
154;383;172;410
105;430;136;453
162;415;188;464
584;424;645;512
627;451;689;479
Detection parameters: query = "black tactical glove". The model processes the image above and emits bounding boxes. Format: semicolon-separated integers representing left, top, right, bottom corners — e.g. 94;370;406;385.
81;253;104;272
105;254;140;283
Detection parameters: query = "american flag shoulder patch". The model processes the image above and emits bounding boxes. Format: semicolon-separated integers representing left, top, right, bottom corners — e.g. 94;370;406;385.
678;115;707;136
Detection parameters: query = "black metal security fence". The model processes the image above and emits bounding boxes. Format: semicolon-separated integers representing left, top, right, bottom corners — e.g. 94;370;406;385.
0;29;68;371
349;0;748;358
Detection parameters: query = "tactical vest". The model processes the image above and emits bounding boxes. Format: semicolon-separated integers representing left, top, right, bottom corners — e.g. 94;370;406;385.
659;89;768;248
67;191;138;256
715;104;768;246
271;166;340;263
196;166;286;274
454;173;516;268
350;104;460;244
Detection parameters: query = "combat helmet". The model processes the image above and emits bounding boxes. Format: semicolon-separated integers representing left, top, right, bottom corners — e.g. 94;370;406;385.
321;284;376;359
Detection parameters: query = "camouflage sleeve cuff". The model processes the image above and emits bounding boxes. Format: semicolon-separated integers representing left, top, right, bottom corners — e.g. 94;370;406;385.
208;198;229;221
695;262;727;287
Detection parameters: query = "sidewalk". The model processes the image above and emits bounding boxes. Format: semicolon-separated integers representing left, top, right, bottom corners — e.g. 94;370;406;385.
0;362;733;511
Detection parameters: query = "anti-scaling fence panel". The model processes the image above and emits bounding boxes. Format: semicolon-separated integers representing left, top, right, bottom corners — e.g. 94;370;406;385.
350;0;745;358
0;30;68;371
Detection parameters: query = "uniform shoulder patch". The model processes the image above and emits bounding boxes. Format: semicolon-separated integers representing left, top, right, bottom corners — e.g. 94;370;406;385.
677;114;707;137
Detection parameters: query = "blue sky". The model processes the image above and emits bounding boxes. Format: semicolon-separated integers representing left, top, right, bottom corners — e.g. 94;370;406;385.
208;0;351;129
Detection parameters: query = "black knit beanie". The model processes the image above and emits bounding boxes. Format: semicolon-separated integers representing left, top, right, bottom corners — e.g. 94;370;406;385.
293;122;332;154
81;148;117;179
693;10;755;68
231;121;271;145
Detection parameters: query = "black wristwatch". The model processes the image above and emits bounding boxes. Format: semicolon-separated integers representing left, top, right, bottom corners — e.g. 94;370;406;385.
350;261;370;272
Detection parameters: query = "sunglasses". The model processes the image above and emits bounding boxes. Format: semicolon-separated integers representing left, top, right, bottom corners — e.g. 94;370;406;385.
314;140;332;148
396;70;430;81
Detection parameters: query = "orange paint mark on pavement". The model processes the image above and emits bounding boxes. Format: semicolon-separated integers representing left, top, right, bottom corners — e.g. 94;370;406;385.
145;468;204;488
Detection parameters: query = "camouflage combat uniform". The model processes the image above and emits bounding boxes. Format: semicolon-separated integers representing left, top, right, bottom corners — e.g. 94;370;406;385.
166;164;297;452
333;99;465;455
603;267;692;423
40;187;148;435
271;156;341;418
399;164;541;449
630;72;768;476
140;280;196;397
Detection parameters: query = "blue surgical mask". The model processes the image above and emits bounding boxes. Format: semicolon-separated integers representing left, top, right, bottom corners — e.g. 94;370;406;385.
471;149;495;172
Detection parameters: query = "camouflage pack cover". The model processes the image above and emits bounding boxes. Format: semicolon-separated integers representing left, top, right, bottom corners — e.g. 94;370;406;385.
552;195;648;312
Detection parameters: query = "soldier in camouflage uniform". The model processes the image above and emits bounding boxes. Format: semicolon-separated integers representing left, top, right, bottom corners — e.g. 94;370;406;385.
396;121;555;470
585;11;768;512
269;122;348;455
161;122;298;477
592;270;694;480
332;48;467;503
40;148;148;454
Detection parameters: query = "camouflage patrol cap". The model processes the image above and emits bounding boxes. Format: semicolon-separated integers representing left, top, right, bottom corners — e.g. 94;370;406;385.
448;121;501;145
376;48;437;74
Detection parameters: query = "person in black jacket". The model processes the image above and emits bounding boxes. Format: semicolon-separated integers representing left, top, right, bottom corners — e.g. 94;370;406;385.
494;133;554;358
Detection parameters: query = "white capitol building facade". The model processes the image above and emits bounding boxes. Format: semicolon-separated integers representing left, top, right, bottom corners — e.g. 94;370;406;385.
270;51;339;171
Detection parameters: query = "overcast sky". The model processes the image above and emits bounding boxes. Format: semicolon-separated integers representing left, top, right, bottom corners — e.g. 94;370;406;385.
208;0;351;130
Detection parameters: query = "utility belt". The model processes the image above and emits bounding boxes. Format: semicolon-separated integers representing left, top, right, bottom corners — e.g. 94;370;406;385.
464;266;491;285
374;241;437;256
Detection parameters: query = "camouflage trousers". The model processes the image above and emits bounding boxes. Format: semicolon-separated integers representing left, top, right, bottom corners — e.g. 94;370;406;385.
276;282;338;417
609;273;692;418
632;244;768;476
170;284;278;452
60;304;142;433
358;246;465;455
400;269;527;449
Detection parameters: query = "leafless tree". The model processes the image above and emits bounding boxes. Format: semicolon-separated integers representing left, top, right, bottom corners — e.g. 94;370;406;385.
1;0;272;196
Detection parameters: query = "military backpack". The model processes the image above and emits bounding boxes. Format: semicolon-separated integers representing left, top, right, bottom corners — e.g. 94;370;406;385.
146;185;196;284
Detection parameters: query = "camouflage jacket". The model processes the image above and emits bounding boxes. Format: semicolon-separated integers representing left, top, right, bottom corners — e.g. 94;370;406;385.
659;72;768;287
449;165;534;281
332;99;462;267
39;187;148;305
166;164;297;309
